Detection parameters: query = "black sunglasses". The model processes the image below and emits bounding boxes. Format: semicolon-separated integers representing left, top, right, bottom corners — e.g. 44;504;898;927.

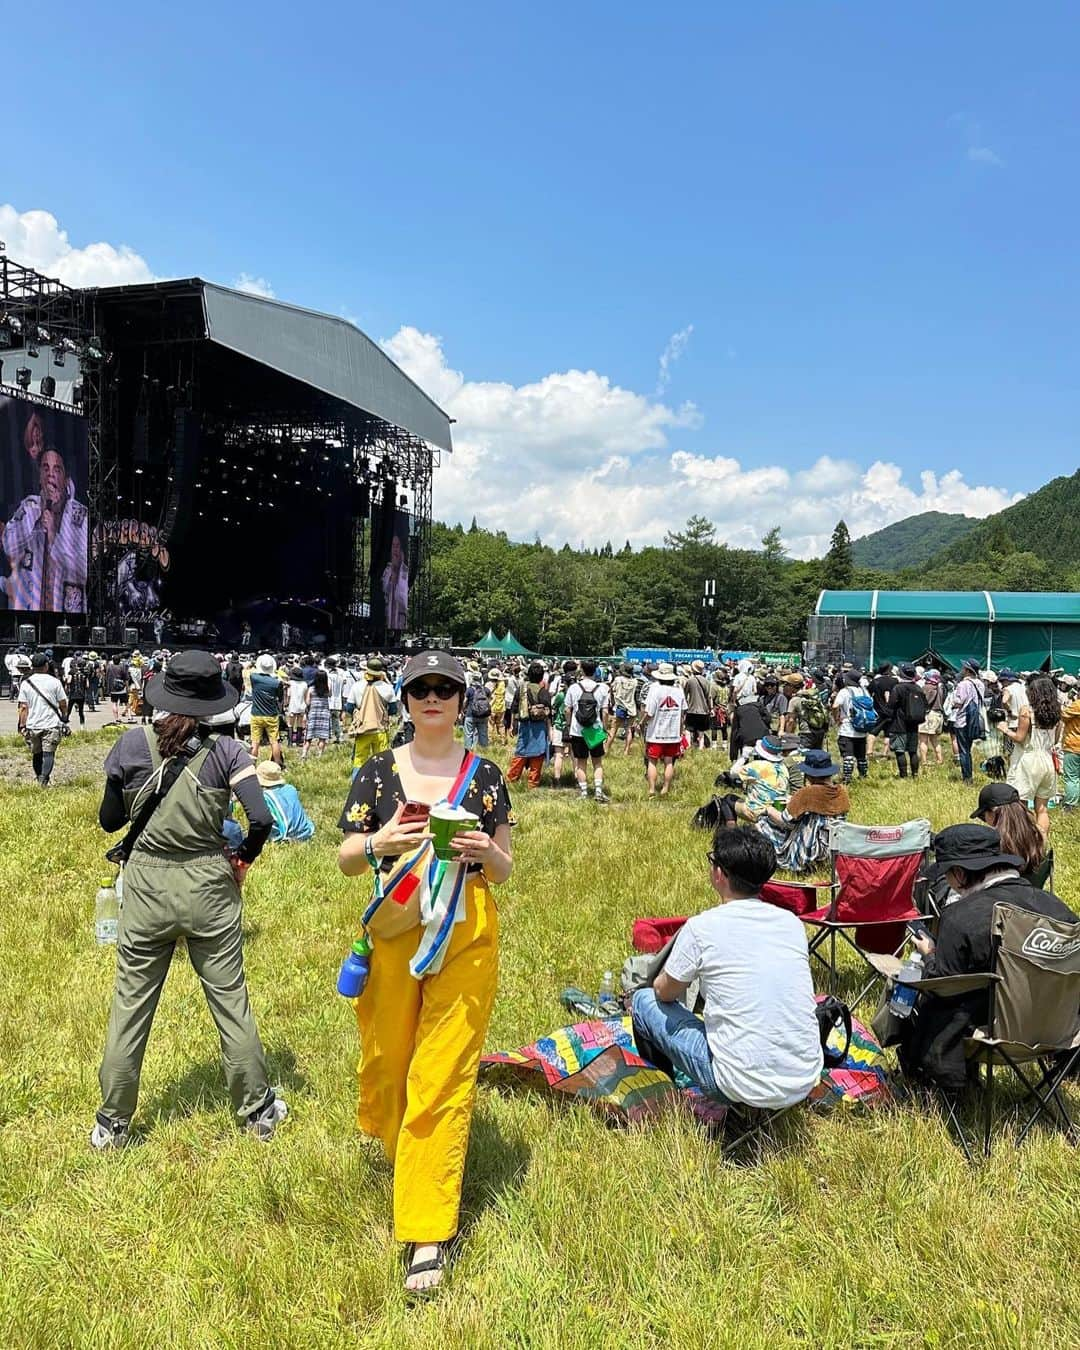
406;679;461;701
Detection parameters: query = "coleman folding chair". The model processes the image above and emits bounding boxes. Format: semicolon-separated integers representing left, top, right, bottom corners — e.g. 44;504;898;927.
957;903;1080;1158
762;818;932;1012
870;903;1080;1160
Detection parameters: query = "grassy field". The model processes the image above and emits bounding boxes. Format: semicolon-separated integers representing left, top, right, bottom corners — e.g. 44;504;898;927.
1;726;1078;1349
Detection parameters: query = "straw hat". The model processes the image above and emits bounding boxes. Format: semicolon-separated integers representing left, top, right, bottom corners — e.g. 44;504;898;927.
653;662;678;683
256;761;286;787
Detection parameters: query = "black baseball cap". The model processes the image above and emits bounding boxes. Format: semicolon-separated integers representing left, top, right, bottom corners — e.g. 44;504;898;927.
971;782;1021;820
400;650;467;692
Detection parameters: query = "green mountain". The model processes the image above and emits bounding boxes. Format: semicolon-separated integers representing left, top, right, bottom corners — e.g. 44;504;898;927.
850;511;978;570
931;469;1080;568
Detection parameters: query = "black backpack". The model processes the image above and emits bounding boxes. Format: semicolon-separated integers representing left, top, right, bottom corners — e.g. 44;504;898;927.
575;683;600;727
470;685;491;720
898;682;928;728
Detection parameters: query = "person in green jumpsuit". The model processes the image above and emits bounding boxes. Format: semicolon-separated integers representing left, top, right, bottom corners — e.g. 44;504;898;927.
91;650;285;1148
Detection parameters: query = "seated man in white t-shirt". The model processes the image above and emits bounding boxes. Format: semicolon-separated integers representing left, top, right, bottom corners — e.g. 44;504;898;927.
631;827;823;1109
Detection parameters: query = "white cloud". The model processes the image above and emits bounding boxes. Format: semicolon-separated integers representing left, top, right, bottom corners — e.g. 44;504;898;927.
656;323;694;393
233;272;276;298
968;146;1004;167
382;326;1024;556
0;205;154;286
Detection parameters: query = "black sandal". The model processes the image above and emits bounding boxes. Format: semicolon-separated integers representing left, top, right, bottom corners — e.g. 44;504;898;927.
404;1243;447;1296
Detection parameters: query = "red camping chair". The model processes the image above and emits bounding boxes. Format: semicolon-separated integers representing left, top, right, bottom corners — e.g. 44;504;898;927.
762;819;932;1011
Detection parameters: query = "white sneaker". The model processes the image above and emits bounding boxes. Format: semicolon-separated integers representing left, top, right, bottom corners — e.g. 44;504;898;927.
90;1117;130;1150
244;1095;288;1140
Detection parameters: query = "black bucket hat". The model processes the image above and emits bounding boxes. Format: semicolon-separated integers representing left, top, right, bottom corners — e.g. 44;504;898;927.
933;823;1023;874
144;650;238;717
401;650;467;693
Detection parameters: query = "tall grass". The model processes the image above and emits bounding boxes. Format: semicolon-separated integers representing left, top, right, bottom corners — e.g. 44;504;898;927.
0;728;1077;1348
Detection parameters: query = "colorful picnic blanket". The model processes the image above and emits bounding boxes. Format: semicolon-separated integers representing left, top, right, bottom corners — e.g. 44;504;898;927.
479;999;891;1125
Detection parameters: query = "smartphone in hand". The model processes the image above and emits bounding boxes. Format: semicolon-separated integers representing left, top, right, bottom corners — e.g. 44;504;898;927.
906;919;933;943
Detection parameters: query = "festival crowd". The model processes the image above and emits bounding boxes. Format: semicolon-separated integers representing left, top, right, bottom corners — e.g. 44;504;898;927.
4;640;1079;1296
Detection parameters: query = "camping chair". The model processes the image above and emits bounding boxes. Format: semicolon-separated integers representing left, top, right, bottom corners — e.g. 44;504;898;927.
873;904;1080;1160
762;819;932;1012
1029;848;1055;892
959;902;1080;1157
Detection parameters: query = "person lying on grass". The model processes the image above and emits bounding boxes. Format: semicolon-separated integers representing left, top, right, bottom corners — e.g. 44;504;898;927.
631;827;824;1110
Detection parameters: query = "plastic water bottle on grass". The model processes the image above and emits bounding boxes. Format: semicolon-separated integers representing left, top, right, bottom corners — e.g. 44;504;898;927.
887;953;923;1018
95;878;119;946
597;970;616;1013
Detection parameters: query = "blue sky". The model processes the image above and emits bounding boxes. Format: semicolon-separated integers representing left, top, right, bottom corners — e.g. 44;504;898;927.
4;3;1077;552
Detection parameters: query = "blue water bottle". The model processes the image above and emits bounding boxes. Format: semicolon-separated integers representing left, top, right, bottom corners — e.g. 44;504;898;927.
337;935;372;998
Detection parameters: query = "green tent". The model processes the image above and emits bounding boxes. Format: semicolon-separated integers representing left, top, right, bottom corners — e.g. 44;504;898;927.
815;590;1080;674
472;628;504;651
499;631;535;657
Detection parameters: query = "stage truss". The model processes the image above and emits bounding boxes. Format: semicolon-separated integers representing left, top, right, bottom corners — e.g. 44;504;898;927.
196;410;437;642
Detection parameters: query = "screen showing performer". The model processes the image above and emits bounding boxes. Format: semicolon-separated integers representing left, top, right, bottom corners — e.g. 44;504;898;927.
0;396;89;613
380;512;411;635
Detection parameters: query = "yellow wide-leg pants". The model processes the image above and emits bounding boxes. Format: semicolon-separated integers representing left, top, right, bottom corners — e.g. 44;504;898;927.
355;878;499;1242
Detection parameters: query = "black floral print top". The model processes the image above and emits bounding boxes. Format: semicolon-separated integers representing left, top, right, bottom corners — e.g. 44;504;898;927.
339;749;515;872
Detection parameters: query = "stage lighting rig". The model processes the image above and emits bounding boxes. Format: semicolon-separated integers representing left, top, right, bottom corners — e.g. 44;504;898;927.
72;383;84;406
16;366;32;389
27;342;39;358
40;375;56;398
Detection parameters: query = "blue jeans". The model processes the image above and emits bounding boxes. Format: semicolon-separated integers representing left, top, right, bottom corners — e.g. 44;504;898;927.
955;726;975;781
630;988;730;1101
463;716;489;749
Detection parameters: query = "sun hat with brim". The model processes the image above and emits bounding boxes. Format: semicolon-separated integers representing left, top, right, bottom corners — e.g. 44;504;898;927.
256;653;277;674
997;667;1019;683
256;761;286;788
401;650;467;692
753;736;784;762
691;660;706;674
143;650;238;717
970;782;1021;819
980;670;998;685
961;658;980;674
654;662;677;682
933;823;1023;874
798;749;841;778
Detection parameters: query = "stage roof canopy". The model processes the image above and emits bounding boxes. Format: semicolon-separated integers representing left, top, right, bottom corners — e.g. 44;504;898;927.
92;279;453;453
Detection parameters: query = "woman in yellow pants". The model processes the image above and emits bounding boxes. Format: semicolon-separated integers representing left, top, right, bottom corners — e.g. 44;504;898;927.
339;650;513;1295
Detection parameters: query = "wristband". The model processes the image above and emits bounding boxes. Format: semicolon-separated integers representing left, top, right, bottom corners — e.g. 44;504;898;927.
364;834;378;868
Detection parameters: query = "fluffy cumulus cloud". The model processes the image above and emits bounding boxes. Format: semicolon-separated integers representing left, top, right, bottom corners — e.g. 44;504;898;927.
0;205;155;287
382;327;1023;556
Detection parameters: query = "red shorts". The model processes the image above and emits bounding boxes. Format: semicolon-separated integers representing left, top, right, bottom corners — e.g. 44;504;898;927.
646;740;682;761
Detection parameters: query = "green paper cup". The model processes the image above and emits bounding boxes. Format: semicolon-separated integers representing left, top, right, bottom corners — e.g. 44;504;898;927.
429;803;481;861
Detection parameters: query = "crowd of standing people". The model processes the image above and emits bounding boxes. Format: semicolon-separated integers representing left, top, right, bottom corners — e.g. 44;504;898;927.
5;636;1079;1298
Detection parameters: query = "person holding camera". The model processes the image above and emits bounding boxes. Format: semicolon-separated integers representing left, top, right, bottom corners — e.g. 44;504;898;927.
90;650;284;1149
17;651;68;787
